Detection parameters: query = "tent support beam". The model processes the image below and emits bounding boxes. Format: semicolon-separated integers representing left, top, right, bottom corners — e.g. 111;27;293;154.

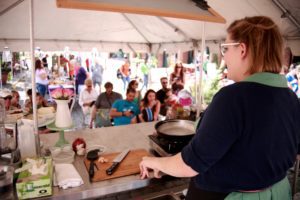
0;0;25;16
29;0;41;157
272;0;300;30
197;22;206;111
122;13;151;44
0;38;222;46
126;43;136;54
157;17;191;41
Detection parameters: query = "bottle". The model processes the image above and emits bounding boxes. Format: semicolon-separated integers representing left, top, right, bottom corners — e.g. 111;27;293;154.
18;119;37;159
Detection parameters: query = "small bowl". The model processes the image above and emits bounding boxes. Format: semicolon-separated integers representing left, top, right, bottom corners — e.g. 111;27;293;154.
85;144;107;156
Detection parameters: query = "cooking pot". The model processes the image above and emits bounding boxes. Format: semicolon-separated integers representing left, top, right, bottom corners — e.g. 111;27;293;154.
155;119;195;142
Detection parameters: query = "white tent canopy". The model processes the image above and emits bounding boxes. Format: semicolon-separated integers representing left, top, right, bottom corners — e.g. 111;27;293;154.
0;0;299;54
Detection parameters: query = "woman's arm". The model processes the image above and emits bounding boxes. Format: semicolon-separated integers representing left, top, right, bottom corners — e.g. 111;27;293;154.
140;153;198;179
182;72;185;84
120;65;126;76
78;90;85;107
90;106;97;128
138;113;145;123
169;73;175;85
153;101;161;120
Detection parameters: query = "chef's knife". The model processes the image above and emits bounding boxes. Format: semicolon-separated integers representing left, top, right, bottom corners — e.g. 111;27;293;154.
106;149;130;175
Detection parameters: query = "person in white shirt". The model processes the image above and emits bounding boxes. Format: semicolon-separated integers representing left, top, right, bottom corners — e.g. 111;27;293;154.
79;78;98;126
35;59;49;97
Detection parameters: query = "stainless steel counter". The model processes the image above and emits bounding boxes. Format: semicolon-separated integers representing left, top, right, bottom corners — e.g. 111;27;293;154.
36;122;189;199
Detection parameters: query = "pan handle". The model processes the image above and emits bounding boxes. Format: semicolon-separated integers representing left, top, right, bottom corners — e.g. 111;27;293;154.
89;160;95;181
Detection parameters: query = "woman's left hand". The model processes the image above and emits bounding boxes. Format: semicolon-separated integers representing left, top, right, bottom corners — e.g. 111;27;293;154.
139;156;162;179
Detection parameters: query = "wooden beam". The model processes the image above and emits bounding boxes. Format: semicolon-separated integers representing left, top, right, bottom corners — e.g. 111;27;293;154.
56;0;226;24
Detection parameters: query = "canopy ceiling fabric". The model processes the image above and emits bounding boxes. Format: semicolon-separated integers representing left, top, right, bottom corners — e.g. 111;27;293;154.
0;0;299;54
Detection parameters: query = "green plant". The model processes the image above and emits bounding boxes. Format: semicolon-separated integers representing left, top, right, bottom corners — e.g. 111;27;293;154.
1;62;12;73
203;75;221;105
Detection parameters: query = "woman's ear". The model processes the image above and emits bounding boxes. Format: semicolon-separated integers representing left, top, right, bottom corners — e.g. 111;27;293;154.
240;43;247;58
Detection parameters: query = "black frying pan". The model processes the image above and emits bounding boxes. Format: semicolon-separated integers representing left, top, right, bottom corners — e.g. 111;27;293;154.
86;149;100;181
155;119;195;142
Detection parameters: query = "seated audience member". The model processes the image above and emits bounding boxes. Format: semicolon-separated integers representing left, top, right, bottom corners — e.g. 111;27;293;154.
11;90;21;109
0;90;12;111
110;88;139;126
128;80;142;106
90;82;122;128
286;63;299;95
137;89;160;123
24;89;48;112
24;89;52;134
164;88;178;107
156;77;169;115
79;78;98;126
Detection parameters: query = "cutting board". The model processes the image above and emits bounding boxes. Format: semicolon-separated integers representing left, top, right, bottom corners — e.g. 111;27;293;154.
84;148;149;182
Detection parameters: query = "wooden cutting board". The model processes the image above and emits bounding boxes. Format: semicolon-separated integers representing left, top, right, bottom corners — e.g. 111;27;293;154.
84;149;149;182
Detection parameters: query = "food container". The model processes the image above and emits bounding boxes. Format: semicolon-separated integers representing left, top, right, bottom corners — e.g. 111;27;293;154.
50;145;75;164
16;157;53;199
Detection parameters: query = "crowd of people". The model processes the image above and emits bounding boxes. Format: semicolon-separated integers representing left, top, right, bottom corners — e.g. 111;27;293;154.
82;70;184;128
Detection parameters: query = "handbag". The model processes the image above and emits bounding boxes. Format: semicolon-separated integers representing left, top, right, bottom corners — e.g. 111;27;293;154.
117;69;122;79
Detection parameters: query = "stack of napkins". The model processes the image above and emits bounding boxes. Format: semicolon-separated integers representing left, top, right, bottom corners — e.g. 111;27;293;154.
54;164;83;189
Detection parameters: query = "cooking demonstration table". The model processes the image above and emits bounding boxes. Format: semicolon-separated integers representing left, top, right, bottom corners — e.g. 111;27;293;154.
34;122;189;199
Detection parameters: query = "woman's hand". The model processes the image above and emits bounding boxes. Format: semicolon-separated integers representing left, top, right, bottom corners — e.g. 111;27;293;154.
139;156;162;179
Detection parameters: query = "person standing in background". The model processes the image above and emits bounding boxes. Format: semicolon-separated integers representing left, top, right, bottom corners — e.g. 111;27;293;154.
91;59;104;93
35;59;49;97
69;55;76;80
140;59;151;92
42;54;48;69
75;64;87;95
120;61;131;91
170;63;185;94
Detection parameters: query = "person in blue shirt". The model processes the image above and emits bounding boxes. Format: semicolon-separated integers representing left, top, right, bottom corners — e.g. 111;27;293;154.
286;64;299;94
139;16;300;200
110;88;140;126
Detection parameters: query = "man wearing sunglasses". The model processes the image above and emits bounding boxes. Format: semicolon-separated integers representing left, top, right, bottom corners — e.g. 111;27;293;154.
156;77;169;115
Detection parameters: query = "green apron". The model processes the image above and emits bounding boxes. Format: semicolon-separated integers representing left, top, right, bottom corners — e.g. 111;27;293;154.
225;177;291;200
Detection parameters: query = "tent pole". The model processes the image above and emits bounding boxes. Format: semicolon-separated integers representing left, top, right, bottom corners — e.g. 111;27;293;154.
0;58;2;89
157;17;191;41
0;0;25;17
198;22;206;112
122;14;150;44
193;46;198;105
29;0;41;157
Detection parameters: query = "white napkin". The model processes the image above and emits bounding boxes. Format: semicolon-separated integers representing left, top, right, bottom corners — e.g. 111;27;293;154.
54;163;83;189
26;158;48;176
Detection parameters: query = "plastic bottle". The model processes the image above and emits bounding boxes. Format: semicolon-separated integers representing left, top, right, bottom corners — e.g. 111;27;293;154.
17;119;37;159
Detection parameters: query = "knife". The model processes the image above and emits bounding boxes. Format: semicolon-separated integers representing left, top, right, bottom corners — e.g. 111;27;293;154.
106;149;130;175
